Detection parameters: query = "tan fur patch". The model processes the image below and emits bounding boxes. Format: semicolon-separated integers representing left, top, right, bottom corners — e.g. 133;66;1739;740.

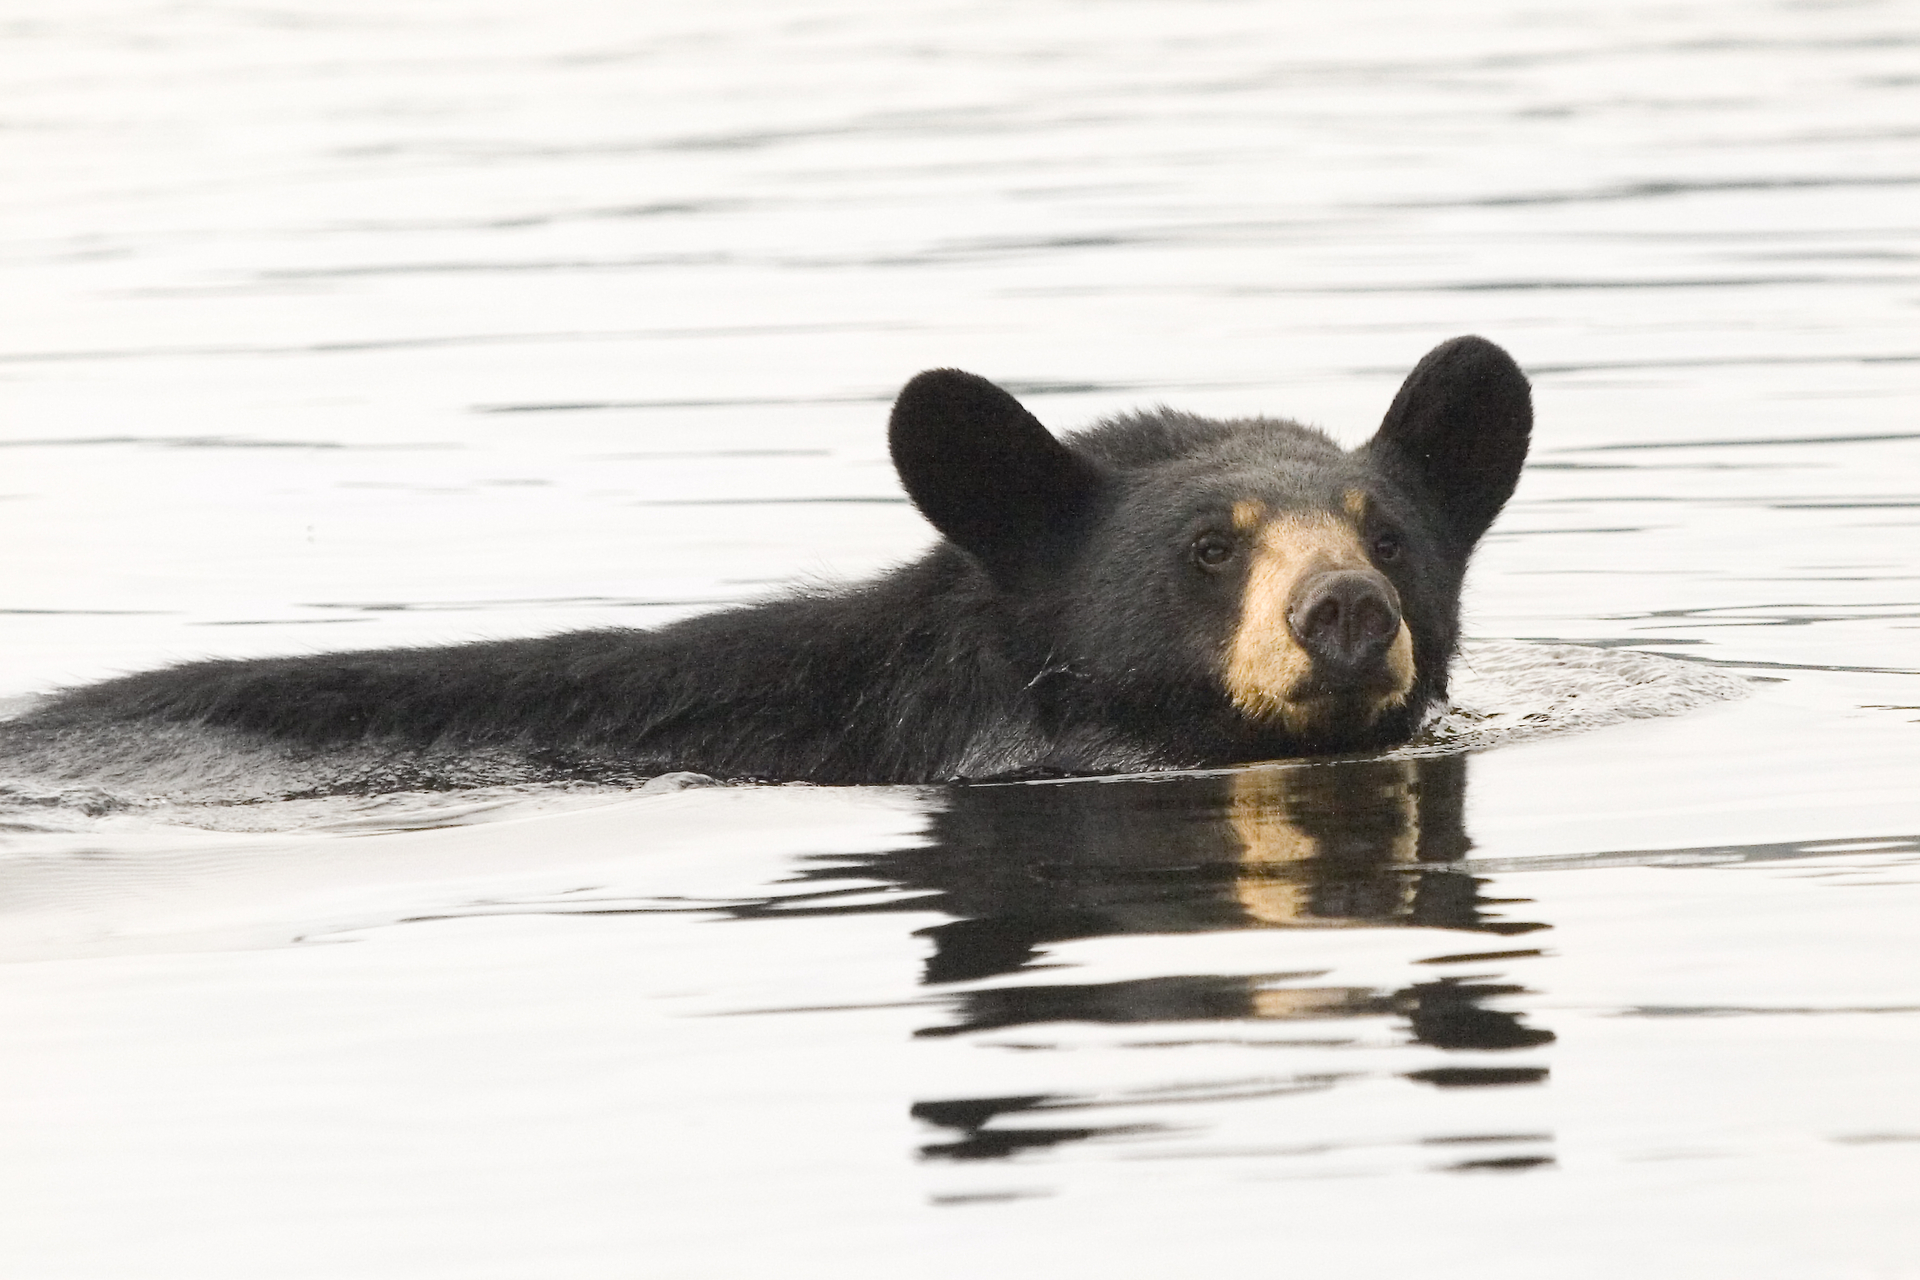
1222;512;1416;732
1342;488;1368;523
1381;625;1415;708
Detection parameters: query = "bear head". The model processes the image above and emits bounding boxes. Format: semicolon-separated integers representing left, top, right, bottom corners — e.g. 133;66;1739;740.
888;335;1531;767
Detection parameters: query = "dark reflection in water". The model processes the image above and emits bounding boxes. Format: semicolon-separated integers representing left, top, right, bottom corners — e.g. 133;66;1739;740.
910;1096;1155;1162
743;754;1546;985
910;756;1490;986
1409;1067;1551;1089
727;755;1558;1166
730;755;1557;1044
917;973;1552;1049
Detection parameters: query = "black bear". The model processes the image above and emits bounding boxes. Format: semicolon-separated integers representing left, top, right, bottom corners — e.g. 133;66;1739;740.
0;335;1530;788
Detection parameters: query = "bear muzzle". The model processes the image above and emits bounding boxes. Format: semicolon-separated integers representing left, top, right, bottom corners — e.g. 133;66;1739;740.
1287;568;1403;683
1222;517;1417;737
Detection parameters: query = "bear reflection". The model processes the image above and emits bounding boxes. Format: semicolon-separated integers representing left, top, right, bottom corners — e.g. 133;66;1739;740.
738;755;1560;1159
755;753;1543;988
904;754;1539;984
730;752;1555;1098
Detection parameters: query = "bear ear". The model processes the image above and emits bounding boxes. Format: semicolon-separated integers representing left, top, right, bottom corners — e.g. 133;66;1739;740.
1365;335;1532;550
889;369;1102;581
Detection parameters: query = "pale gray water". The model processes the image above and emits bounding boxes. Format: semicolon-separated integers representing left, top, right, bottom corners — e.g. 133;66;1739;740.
1;2;1918;1276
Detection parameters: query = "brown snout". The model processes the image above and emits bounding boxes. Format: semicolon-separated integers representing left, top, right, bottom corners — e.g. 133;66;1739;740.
1286;569;1402;681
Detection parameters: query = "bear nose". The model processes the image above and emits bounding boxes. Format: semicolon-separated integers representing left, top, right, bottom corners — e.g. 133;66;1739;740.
1286;569;1401;674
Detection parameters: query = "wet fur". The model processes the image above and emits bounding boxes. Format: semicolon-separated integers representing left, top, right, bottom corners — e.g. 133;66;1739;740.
1;337;1530;789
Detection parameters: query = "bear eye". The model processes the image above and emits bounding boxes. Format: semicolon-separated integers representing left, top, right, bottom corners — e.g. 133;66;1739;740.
1191;532;1236;569
1370;530;1403;563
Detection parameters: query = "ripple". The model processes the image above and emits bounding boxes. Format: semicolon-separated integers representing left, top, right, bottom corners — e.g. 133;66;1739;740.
1414;640;1752;754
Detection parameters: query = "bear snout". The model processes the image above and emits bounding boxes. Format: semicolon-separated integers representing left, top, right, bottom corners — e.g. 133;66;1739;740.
1287;569;1402;676
1220;514;1418;735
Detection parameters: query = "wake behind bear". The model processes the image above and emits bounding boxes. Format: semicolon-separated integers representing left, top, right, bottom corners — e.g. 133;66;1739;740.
2;336;1530;791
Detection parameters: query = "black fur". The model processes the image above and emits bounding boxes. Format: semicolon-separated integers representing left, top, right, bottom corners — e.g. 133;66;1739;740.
2;336;1530;787
1363;333;1534;551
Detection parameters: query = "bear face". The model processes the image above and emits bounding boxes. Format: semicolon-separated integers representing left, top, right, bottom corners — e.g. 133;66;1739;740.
1051;424;1423;752
887;334;1530;769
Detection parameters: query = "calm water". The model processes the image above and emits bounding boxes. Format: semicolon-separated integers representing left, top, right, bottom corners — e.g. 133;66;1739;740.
2;1;1918;1276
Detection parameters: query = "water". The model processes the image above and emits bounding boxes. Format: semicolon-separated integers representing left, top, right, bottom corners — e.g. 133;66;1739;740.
2;1;1918;1275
